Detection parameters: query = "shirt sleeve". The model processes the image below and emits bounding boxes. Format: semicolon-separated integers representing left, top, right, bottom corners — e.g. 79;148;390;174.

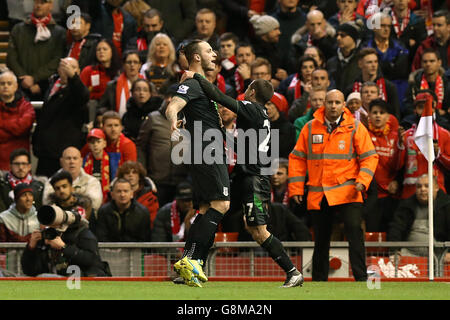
174;79;202;103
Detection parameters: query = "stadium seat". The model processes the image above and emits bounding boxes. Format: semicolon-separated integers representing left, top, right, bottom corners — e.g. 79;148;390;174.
214;256;251;277
143;255;169;277
365;232;388;255
214;232;239;254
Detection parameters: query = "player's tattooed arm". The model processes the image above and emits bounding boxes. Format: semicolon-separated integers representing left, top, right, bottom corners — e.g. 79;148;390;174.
166;96;186;132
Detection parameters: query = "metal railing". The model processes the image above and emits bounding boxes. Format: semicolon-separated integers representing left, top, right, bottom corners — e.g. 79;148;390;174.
0;242;448;279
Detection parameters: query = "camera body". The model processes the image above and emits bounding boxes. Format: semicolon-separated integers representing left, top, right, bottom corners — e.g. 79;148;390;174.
37;205;82;240
41;227;60;240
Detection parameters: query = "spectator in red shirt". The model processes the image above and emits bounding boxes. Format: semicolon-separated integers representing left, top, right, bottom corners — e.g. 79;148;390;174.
366;99;403;232
0;71;35;171
80;38;122;101
82;111;137;165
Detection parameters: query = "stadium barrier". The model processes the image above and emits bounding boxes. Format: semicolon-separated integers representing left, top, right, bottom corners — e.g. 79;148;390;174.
0;241;449;280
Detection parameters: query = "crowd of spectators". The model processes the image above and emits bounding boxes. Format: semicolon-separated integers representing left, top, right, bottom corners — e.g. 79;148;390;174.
0;0;449;266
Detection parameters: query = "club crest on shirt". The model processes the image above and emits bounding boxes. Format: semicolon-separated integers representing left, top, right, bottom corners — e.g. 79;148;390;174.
177;85;189;94
338;140;345;150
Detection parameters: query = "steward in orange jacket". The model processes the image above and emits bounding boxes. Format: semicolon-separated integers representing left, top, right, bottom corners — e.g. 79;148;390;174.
288;104;379;211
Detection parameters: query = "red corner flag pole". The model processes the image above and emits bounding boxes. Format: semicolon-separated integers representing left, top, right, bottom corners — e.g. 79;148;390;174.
413;97;435;281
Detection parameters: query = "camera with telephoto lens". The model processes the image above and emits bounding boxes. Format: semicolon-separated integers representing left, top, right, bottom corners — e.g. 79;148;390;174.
38;205;82;240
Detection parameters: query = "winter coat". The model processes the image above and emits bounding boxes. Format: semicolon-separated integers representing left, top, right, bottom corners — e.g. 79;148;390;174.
0;171;45;213
412;36;450;72
122;96;163;141
0;204;39;242
32;74;89;160
6;17;66;84
21;220;111;277
403;69;450;116
0;94;35;170
271;7;307;72
270;113;296;159
387;190;450;242
136;105;188;186
91;4;137;54
95;199;151;242
289;22;337;73
288;106;379;210
327;47;361;92
43;168;103;212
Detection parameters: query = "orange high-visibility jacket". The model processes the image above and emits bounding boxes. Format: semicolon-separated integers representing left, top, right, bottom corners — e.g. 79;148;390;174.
288;107;379;210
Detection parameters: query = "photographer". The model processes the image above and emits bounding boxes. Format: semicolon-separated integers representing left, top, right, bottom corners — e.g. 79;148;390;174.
21;205;111;277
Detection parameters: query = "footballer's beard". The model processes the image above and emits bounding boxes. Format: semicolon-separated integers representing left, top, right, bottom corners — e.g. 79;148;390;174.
201;59;215;73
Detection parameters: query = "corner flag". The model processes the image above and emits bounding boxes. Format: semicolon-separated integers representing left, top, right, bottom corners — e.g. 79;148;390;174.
413;96;435;162
413;95;435;281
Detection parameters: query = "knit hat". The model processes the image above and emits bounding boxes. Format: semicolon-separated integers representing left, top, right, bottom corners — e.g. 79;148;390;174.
14;183;33;201
249;15;280;37
337;22;360;44
346;92;361;103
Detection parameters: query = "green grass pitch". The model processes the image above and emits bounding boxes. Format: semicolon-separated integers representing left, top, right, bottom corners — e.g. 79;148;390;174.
0;281;448;300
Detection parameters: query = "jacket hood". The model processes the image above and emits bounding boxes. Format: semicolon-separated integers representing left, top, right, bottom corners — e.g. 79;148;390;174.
3;203;37;221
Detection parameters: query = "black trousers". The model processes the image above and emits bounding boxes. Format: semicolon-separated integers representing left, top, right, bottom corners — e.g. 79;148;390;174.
311;197;367;281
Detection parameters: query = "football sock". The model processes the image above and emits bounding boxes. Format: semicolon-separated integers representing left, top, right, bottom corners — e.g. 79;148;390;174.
261;234;295;273
182;213;203;259
190;207;224;260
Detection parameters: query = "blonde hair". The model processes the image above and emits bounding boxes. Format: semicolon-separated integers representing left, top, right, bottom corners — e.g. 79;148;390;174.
147;33;176;77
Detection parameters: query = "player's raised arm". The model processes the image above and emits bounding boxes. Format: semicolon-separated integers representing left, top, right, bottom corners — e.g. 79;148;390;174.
182;71;240;114
165;96;187;132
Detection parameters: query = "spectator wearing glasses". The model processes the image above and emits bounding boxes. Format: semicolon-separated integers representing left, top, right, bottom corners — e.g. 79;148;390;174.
0;149;46;213
98;50;145;117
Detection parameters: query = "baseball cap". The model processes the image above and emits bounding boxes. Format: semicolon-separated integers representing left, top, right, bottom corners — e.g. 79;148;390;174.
175;182;193;200
87;128;106;140
14;183;33;201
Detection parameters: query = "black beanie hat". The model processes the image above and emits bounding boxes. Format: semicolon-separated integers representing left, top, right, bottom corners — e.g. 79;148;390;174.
337;22;360;44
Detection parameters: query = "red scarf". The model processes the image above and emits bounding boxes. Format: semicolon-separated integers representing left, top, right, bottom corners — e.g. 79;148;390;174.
112;10;124;57
115;73;144;114
83;151;110;203
49;79;63;97
137;37;147;51
234;70;245;94
369;122;391;136
30;13;51;43
306;34;313;47
420;74;444;110
270;189;289;206
421;0;433;35
68;38;86;61
288;74;304;100
216;74;226;93
353;78;387;101
391;9;410;37
7;172;32;189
